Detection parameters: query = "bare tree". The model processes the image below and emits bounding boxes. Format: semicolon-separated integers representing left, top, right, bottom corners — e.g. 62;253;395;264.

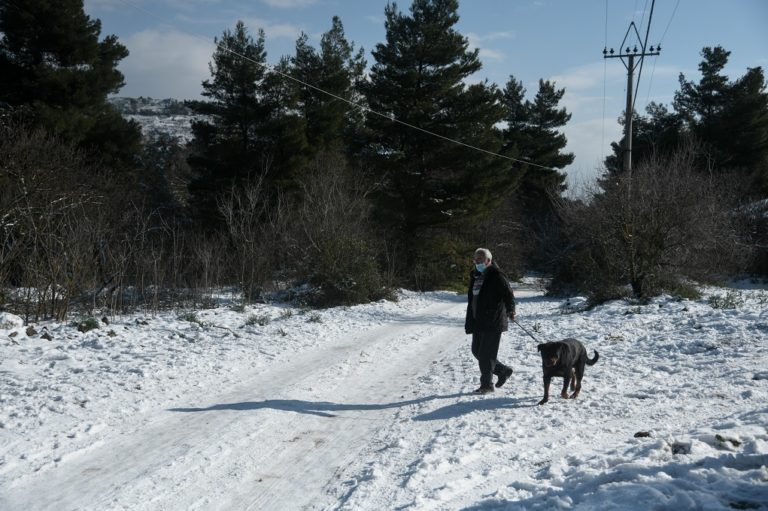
287;151;389;306
554;143;744;301
218;165;291;302
0;125;111;319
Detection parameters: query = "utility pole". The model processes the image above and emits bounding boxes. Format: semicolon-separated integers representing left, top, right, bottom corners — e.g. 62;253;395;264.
604;21;660;173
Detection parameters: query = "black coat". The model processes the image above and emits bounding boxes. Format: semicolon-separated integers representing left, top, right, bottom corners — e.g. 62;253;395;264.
464;263;515;334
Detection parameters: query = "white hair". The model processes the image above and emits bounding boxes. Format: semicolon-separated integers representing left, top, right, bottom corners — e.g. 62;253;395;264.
474;248;492;261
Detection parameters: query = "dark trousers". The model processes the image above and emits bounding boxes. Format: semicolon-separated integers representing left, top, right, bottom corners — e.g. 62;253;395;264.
471;330;510;388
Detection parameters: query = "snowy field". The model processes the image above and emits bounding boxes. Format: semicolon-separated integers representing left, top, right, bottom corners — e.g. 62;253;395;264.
1;282;767;510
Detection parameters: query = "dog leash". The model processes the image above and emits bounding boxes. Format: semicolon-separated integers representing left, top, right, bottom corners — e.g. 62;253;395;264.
512;318;542;343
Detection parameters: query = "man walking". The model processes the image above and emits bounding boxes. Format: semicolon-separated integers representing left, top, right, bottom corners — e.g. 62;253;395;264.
464;248;516;394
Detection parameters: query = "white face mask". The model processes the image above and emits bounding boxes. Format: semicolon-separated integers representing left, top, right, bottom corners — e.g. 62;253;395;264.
475;262;487;273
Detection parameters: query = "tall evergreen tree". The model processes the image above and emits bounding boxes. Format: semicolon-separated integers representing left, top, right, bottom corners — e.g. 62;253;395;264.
675;47;768;193
364;0;514;285
291;17;366;154
187;22;267;227
500;77;573;269
501;77;528;155
0;0;140;165
603;102;684;176
187;22;308;227
502;78;573;214
261;55;309;188
674;46;732;127
605;46;768;194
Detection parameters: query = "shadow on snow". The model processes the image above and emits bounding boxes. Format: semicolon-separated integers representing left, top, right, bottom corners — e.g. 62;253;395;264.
169;393;538;419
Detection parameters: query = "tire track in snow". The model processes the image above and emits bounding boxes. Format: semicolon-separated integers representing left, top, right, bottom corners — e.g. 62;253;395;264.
4;296;470;511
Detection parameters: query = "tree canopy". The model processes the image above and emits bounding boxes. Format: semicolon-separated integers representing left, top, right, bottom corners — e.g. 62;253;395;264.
0;0;140;165
363;0;517;286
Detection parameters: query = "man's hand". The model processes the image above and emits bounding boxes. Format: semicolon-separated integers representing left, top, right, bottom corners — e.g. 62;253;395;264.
508;312;516;322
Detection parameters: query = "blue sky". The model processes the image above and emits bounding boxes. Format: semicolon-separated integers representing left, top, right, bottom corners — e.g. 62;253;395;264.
83;0;768;186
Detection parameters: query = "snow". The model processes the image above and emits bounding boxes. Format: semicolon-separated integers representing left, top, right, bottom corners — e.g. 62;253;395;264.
1;284;767;510
126;114;201;143
0;313;23;329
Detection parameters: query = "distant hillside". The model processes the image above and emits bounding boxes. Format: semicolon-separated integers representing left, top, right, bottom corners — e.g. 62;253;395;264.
109;97;192;116
109;97;205;143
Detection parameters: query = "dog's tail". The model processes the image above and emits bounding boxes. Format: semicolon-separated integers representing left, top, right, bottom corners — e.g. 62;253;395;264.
586;350;599;365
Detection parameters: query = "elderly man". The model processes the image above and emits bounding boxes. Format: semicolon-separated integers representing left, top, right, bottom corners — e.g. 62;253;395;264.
464;248;516;394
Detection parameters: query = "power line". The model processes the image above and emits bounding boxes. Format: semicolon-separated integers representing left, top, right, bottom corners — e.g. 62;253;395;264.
645;0;680;105
659;0;681;45
644;56;659;106
638;0;650;36
631;0;656;115
113;0;560;173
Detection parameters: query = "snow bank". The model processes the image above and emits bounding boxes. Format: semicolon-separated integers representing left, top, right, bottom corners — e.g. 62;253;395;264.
0;312;23;329
1;285;766;510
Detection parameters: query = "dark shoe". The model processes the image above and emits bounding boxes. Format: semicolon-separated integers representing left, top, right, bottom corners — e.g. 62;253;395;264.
473;386;494;394
495;367;513;388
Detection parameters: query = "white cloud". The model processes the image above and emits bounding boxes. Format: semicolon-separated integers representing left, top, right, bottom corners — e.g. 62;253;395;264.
260;0;318;8
175;13;230;25
84;0;122;12
478;48;506;62
466;31;515;46
466;31;514;63
476;31;515;42
366;15;385;25
550;62;623;92
86;0;225;10
118;29;215;99
562;117;622;189
241;18;302;40
551;62;683;118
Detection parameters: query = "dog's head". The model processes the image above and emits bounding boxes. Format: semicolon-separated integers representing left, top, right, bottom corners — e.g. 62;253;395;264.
537;342;562;368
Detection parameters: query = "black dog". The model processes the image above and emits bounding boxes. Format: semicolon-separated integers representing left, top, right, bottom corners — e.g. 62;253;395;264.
537;338;599;405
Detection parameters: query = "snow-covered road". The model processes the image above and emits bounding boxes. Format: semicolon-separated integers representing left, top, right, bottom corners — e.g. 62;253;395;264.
2;286;767;510
3;295;474;509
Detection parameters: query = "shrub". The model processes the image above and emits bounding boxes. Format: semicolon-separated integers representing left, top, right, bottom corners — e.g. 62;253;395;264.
410;236;472;292
551;144;744;300
288;152;393;307
74;317;100;333
667;282;702;301
708;290;744;309
178;312;200;324
245;313;271;327
230;302;246;313
218;174;289;304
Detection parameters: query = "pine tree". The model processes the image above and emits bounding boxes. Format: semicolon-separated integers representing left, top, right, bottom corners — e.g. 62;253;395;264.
726;67;768;193
603;47;768;195
673;46;768;193
261;55;309;189
603;102;684;176
187;22;308;227
363;0;513;286
0;0;140;164
501;76;528;156
291;17;366;154
187;22;267;226
674;46;732;128
501;77;573;269
504;78;573;211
